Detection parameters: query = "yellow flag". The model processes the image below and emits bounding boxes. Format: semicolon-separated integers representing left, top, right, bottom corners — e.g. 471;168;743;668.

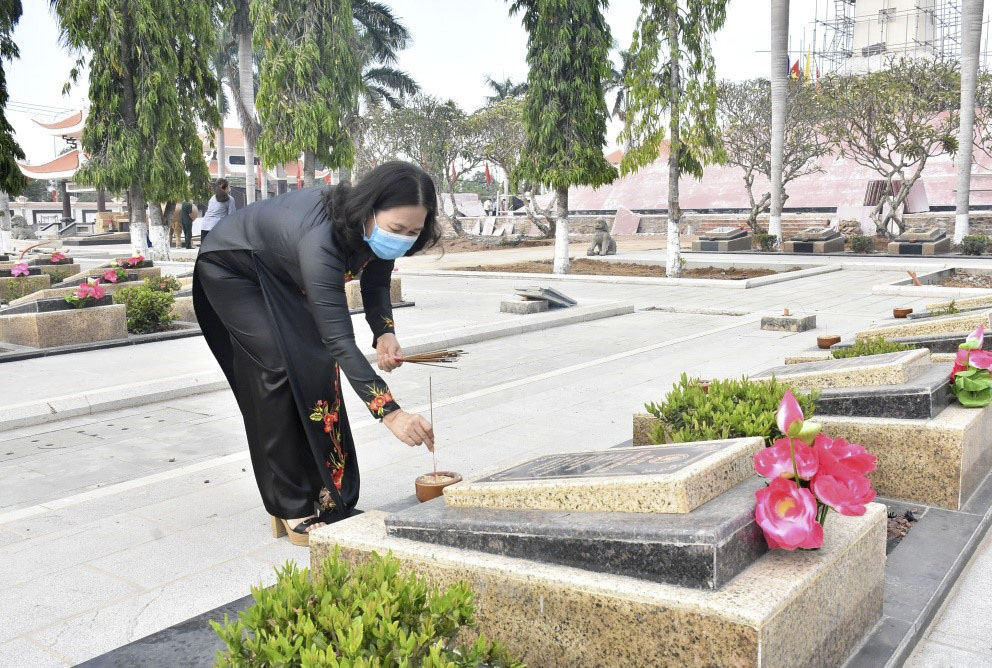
804;50;812;84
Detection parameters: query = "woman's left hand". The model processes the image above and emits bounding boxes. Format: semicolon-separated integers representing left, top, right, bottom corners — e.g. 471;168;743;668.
376;333;403;372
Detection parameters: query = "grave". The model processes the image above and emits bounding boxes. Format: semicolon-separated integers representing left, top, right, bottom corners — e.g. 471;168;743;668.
927;294;992;312
749;349;930;389
312;438;886;668
781;227;845;254
856;309;992;341
0;303;127;348
514;286;576;308
500;298;547;314
0;274;50;302
814;362;952;420
442;441;762;514
0;265;41;277
692;226;752;252
343;277;406;310
887;227;951;256
760;312;816;332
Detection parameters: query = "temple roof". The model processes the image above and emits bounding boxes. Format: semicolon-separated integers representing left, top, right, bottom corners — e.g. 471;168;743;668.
32;111;85;138
16;150;81;180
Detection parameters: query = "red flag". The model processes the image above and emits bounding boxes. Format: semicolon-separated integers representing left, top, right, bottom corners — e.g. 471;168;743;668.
789;60;800;79
485;163;491;185
324;173;330;185
51;189;57;202
296;162;302;189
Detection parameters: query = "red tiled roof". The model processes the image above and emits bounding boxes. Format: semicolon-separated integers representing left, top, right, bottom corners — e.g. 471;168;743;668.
17;150;81;179
32;111;83;131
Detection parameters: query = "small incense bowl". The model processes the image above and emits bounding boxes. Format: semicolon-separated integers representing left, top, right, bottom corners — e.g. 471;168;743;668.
415;471;462;503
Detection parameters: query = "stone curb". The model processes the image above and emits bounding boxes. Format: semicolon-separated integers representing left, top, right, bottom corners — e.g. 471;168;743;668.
0;301;632;432
0;372;230;432
400;265;838;289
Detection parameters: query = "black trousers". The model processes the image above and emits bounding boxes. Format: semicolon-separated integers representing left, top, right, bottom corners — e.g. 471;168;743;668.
196;251;324;518
181;220;193;249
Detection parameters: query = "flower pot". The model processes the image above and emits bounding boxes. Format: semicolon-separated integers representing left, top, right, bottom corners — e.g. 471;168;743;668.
415;471;462;503
818;335;841;349
893;307;913;319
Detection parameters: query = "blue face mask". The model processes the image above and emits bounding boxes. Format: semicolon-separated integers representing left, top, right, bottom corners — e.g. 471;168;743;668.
363;211;417;260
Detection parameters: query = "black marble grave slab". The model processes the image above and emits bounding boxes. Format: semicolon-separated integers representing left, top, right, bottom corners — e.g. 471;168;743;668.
790;241;815;253
697;240;720;251
893;244;924;255
27;256;74;266
0;266;41;277
884;331;992;354
1;294;114;315
385;477;767;589
814;363;952;419
61;270;139;287
0;254;8;262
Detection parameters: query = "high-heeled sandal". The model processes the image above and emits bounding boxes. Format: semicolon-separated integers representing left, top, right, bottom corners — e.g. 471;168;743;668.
270;515;324;547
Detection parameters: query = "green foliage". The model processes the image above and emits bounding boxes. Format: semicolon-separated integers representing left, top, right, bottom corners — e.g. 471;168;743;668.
114;286;175;334
952;368;992;407
508;0;617;191
849;235;874;254
474;98;527;190
144;275;182;293
211;550;525;667
252;0;362;172
961;234;990;255
755;233;778;251
1;277;33;304
815;59;960;235
930;300;961;317
0;1;25;195
831;337;915;359
46;268;73;285
645;373;818;446
620;0;729;177
52;0;220;204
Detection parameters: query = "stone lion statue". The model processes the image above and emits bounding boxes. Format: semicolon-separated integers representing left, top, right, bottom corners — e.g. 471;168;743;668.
10;215;36;240
586;219;617;256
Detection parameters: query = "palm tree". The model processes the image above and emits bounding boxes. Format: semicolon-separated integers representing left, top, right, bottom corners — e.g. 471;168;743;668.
211;22;234;180
604;49;634;122
955;0;985;244
769;0;789;241
229;0;258;204
484;76;528;103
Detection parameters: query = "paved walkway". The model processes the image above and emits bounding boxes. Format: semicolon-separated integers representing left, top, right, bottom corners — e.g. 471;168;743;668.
0;264;987;665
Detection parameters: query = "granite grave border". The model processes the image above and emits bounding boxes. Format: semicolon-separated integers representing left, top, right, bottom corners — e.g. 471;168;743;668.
872;267;992;299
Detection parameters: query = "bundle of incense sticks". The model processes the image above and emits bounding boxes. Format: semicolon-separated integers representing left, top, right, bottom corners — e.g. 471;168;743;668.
400;349;464;369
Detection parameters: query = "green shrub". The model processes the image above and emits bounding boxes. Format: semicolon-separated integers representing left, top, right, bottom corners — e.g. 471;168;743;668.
849;235;874;254
755;233;778;252
46;268;73;285
1;277;35;304
831;336;916;359
143;275;182;292
211;550;524;668
929;300;960;317
114;285;175;334
960;234;990;256
645;374;819;446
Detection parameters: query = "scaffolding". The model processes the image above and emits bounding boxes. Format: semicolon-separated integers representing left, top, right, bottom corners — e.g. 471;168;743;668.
813;0;966;75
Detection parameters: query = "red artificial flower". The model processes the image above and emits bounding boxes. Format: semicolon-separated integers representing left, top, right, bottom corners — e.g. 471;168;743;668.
811;434;876;476
127;255;144;267
103;268;120;283
50;252;66;263
754;477;824;551
811;463;876;517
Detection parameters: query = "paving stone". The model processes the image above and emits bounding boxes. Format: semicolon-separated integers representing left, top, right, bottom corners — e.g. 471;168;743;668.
499;299;547;314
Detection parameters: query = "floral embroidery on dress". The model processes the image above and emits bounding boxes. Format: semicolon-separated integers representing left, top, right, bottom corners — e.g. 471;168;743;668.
366;384;395;417
309;364;348;508
381;315;394;331
343;259;372;284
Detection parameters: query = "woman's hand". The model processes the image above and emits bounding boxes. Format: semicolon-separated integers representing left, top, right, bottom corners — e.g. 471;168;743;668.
383;410;434;451
376;333;403;372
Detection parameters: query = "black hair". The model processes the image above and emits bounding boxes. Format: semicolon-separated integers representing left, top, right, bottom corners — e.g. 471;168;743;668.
322;161;441;256
214;178;230;203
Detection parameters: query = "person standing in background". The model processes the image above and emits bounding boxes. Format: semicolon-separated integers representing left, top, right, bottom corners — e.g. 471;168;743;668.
180;201;195;249
199;178;237;244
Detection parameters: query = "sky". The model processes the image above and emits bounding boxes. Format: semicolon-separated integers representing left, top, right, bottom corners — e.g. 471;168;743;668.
6;0;988;165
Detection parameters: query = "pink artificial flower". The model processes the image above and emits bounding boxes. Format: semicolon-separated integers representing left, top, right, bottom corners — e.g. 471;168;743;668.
811;434;876;476
90;281;106;299
755;477;824;551
811;457;876;516
10;262;29;277
965;325;985;350
50;252;66;263
754;437;818;480
126;255;144;267
776;390;804;437
103;268;121;283
74;280;106;301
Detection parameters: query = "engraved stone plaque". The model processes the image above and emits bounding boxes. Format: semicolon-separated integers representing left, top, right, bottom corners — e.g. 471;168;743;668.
897;227;944;242
794;226;840;242
701;226;748;240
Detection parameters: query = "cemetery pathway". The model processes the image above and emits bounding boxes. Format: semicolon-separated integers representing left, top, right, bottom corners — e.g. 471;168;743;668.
0;268;968;666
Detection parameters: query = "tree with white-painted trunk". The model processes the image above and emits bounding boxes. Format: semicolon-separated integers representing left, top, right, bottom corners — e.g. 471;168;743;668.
954;0;985;244
620;0;728;278
769;0;789;242
509;0;617;274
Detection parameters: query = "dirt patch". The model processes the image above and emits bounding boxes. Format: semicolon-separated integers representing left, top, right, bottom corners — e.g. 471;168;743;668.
425;236;555;254
937;272;992;289
453;258;792;279
886;509;919;554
